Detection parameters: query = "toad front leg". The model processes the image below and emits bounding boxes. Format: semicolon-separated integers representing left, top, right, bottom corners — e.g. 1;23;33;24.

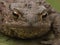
39;13;60;45
51;13;60;45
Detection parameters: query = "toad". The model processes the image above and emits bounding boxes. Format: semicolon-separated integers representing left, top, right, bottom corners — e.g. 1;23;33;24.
0;0;60;45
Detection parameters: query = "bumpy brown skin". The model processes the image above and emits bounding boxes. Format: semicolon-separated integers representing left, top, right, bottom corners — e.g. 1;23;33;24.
0;0;60;45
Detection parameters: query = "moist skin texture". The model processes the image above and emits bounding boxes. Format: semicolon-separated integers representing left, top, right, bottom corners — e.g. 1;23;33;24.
0;0;60;45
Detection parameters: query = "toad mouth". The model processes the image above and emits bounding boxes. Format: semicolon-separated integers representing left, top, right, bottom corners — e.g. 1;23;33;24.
2;20;50;39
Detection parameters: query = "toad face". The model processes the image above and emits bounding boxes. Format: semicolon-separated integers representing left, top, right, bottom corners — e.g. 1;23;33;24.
7;1;48;26
0;0;51;39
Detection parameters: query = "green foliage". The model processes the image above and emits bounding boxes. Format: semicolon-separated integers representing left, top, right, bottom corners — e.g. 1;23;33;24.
47;0;60;12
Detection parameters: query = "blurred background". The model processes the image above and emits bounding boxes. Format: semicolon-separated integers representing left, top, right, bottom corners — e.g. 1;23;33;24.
47;0;60;12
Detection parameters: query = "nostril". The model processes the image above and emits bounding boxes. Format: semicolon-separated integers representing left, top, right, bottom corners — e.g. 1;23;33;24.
25;4;32;9
26;14;38;24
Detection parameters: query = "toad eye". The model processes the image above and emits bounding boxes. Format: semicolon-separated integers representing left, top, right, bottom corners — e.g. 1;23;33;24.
37;10;48;21
12;9;19;19
42;13;48;20
12;9;24;21
13;10;19;19
42;10;48;19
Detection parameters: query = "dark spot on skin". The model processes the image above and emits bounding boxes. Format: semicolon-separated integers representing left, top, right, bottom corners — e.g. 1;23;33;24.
37;2;42;5
25;4;27;7
1;18;4;22
0;2;4;5
28;4;32;9
25;4;32;9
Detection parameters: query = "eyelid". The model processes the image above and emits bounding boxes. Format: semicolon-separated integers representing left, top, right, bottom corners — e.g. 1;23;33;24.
42;11;47;16
37;10;47;16
13;8;20;14
40;10;48;15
